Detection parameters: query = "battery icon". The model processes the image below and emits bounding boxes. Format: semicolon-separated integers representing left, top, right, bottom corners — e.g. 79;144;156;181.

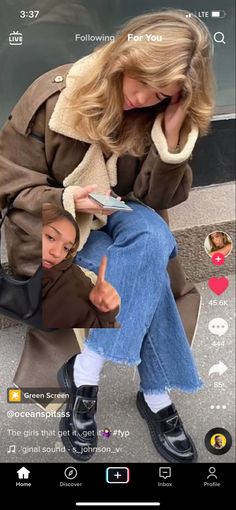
211;10;227;18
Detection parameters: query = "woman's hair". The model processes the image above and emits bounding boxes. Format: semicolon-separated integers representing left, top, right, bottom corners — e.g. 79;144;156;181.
68;9;215;157
42;203;80;258
208;232;232;252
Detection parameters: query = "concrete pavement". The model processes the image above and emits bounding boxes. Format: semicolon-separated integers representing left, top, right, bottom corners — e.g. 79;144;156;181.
0;276;235;464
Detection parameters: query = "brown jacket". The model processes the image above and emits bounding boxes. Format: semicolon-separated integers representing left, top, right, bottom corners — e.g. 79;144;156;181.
0;62;195;277
0;62;200;392
42;258;119;328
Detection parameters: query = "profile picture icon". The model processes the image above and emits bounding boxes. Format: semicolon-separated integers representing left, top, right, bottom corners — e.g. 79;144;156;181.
211;434;226;449
205;427;232;455
204;231;233;258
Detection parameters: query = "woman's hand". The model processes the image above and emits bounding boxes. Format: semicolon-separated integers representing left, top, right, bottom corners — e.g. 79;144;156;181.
89;256;121;313
73;185;119;216
163;93;187;151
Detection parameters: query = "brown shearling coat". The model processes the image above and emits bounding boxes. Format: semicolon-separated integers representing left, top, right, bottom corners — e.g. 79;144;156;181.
0;63;200;391
42;258;119;329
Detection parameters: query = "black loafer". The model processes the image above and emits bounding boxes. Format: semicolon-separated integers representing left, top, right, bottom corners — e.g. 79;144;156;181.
136;391;197;463
57;355;98;461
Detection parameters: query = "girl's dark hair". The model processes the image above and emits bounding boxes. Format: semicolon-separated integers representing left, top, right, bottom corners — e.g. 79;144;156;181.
42;202;80;258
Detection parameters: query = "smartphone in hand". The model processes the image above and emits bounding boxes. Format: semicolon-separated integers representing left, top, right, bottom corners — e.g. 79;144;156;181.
88;193;133;211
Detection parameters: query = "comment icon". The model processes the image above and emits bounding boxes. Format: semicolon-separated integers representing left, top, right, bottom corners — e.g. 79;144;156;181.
208;318;228;337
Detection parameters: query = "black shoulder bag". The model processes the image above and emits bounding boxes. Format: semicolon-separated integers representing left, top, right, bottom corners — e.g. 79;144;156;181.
0;206;49;330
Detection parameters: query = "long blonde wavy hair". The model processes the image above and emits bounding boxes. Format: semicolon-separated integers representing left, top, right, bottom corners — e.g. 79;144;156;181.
68;9;215;157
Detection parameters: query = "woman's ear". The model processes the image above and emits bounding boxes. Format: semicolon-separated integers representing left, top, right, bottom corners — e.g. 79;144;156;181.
170;93;180;105
170;91;185;104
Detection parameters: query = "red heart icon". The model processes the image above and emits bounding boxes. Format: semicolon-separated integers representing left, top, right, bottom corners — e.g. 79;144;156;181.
208;277;229;295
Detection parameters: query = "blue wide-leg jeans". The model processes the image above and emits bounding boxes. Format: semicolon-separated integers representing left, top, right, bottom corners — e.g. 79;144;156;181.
75;201;202;394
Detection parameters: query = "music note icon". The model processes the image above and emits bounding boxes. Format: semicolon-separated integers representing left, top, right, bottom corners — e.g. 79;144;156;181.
7;445;16;453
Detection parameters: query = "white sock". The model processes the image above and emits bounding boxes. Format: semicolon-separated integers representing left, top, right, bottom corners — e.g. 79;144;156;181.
73;344;105;387
144;392;172;413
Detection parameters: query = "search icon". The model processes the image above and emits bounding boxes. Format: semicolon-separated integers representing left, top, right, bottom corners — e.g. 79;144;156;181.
214;32;226;44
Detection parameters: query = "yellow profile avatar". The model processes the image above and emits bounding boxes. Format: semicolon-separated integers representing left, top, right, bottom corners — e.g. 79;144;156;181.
8;389;22;403
210;433;226;449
